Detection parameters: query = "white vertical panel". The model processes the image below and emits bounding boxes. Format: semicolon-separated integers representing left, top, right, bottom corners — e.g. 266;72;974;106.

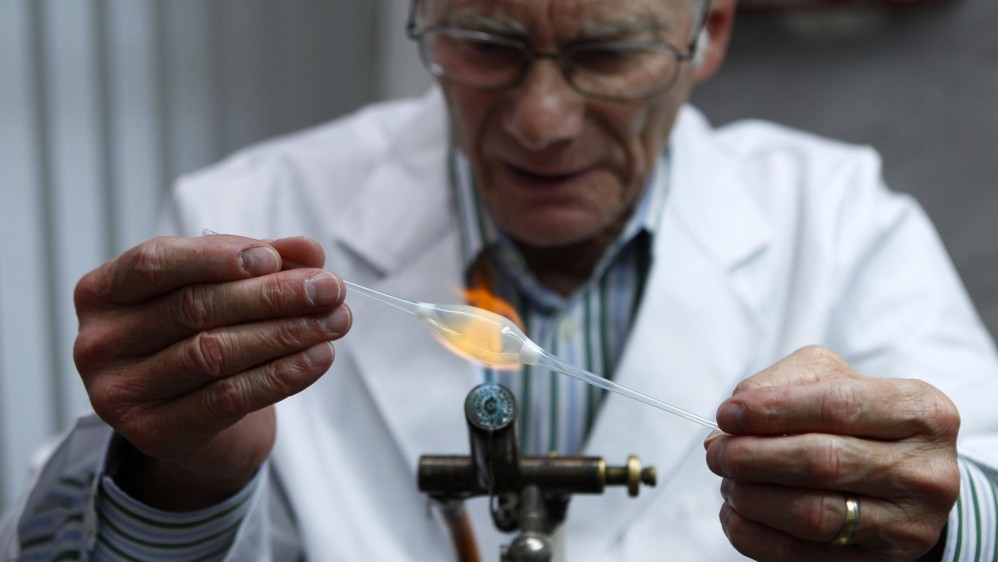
0;0;380;514
218;0;273;153
105;0;167;253
162;0;222;179
39;0;110;424
0;0;61;511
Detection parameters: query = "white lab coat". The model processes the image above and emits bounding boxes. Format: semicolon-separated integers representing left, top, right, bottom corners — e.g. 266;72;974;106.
4;87;998;561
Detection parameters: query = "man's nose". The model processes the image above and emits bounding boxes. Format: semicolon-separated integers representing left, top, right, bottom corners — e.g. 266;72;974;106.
501;60;585;151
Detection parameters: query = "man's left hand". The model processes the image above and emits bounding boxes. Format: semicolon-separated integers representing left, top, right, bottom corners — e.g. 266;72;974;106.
704;345;959;561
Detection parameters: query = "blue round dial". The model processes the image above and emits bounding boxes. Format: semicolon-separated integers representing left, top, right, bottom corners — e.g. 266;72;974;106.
465;383;516;430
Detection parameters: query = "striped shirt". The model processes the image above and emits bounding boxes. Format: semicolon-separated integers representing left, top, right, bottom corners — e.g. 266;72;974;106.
945;458;998;560
450;148;667;455
91;470;261;561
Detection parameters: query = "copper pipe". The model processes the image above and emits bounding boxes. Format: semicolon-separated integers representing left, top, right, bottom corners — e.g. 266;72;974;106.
440;501;481;562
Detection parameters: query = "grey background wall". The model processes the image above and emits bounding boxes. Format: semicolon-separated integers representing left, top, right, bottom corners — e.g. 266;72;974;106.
1;0;995;511
0;0;383;511
692;0;998;339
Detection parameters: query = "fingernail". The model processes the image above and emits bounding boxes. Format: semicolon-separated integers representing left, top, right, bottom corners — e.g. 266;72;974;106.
703;429;724;449
717;402;746;432
320;306;352;335
304;341;334;367
306;272;341;306
241;247;279;275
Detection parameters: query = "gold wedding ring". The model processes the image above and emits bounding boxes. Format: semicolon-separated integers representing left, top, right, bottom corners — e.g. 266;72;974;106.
830;493;861;546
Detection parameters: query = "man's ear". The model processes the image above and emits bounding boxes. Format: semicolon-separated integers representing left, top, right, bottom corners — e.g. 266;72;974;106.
692;0;738;83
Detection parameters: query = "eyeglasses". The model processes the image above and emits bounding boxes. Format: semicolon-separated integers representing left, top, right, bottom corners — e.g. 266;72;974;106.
406;4;709;101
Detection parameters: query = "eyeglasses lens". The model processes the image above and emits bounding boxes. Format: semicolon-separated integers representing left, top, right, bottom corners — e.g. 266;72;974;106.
421;30;680;99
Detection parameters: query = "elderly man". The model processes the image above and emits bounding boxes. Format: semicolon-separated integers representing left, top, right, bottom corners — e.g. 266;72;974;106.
3;0;997;559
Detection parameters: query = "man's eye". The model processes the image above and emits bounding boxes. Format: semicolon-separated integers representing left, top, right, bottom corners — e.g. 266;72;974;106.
456;38;523;63
570;48;630;73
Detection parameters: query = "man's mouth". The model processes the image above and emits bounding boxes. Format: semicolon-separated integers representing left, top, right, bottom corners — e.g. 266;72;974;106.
503;163;593;189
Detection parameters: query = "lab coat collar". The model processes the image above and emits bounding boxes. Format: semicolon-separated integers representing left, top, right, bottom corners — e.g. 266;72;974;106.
670;105;773;271
333;88;455;275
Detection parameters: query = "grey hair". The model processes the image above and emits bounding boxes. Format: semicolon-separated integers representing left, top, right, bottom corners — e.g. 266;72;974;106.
691;27;710;69
690;0;711;69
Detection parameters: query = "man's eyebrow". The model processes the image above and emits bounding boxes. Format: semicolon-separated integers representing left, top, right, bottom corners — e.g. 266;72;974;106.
444;13;528;35
579;18;666;41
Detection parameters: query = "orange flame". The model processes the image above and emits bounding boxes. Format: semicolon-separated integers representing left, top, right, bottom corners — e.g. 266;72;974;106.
463;287;523;330
429;286;525;371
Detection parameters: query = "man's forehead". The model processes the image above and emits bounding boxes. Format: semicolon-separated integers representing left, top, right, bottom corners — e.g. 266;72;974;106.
424;0;690;37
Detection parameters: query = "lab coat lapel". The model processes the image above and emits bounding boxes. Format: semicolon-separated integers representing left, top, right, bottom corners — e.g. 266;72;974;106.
568;106;775;559
345;246;482;469
333;88;481;471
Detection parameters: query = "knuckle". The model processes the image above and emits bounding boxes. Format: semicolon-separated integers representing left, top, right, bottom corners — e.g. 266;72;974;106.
174;284;214;330
268;351;326;398
257;274;294;311
184;331;228;377
132;237;172;287
719;440;750;477
89;378;139;427
262;361;296;398
798;343;834;362
901;454;960;508
73;326;114;373
810;436;846;482
74;268;109;308
271;320;309;350
908;381;961;439
822;380;863;426
205;376;249;418
801;494;839;538
799;344;849;373
732;377;757;394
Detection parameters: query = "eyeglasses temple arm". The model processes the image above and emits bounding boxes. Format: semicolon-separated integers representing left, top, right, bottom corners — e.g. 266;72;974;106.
406;0;420;38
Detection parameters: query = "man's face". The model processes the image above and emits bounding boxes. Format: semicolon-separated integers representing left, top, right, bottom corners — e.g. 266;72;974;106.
426;0;698;249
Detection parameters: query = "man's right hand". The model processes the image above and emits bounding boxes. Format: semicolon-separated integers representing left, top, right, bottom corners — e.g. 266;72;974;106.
73;234;351;511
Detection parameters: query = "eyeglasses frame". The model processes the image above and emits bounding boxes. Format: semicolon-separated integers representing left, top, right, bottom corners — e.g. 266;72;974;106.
405;0;713;101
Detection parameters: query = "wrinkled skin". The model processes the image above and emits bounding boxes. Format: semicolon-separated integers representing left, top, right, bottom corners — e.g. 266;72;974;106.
74;235;350;509
704;346;959;561
425;0;734;292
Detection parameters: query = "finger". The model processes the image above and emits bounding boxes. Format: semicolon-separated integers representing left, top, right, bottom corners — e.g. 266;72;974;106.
76;235;281;308
721;480;858;543
719;502;865;562
268;236;326;270
720;483;948;557
185;340;335;427
86;269;346;355
117;341;335;452
126;305;351;400
706;433;958;501
716;377;959;440
732;345;857;395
